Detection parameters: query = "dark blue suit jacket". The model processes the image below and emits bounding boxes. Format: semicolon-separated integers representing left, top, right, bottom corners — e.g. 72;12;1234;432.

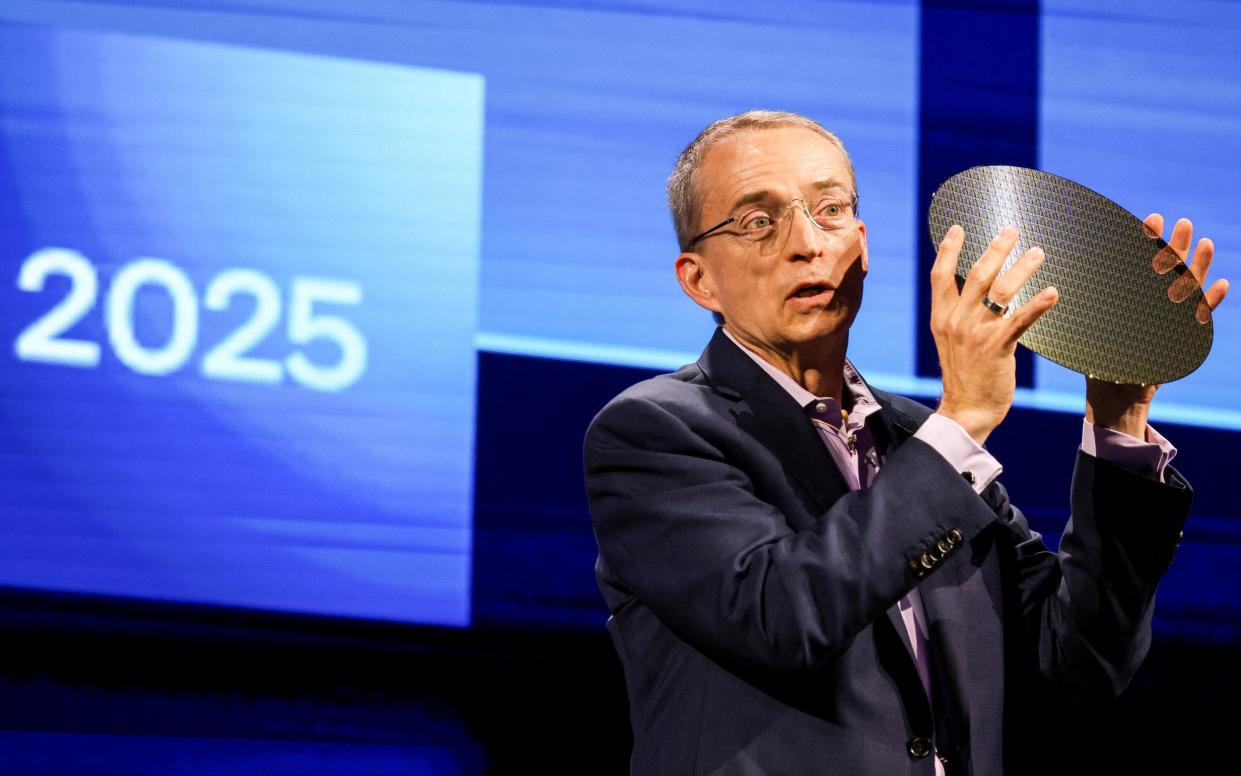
584;328;1191;775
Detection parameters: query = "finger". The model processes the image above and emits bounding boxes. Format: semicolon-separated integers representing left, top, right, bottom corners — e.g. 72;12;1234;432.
1205;277;1230;310
1152;244;1181;276
1004;286;1059;345
1168;217;1193;260
1188;237;1214;288
962;227;1019;304
930;224;965;309
1142;213;1164;239
1168;270;1198;303
1196;278;1228;324
987;246;1045;306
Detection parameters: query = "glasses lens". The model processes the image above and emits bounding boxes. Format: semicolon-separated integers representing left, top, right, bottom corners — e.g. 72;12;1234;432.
751;203;797;255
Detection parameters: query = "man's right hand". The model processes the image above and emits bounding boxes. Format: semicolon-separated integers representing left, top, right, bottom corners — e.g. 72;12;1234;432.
930;225;1059;446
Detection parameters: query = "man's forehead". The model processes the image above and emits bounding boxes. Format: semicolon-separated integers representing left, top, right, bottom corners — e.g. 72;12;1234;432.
698;127;850;209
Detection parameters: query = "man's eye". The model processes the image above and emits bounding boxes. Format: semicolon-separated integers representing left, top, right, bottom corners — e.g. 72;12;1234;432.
742;214;773;231
819;203;844;218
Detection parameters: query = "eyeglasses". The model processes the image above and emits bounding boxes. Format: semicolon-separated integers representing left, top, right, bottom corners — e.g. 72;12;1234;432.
687;192;860;254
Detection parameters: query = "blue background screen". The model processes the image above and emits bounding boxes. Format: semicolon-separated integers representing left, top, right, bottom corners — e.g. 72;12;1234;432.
0;0;1237;633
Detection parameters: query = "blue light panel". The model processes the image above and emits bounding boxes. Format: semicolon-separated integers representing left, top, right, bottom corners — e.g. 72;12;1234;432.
0;26;484;625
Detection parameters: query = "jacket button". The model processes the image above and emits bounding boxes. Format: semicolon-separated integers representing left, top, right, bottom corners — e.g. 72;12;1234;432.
937;538;953;554
948;528;964;544
920;552;935;569
908;736;932;759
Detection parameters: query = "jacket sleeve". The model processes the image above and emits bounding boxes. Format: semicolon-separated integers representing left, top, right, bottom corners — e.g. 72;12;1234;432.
988;451;1192;700
584;392;997;677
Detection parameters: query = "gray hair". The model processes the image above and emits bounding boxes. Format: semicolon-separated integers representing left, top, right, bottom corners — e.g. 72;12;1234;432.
667;110;856;254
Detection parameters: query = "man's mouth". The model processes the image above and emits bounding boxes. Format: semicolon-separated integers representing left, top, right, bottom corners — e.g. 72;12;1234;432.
788;283;833;300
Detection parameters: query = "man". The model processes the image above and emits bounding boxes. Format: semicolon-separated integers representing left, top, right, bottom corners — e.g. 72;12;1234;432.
583;111;1228;775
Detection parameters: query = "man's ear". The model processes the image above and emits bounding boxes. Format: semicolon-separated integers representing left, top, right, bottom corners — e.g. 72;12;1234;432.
675;252;724;317
857;219;869;274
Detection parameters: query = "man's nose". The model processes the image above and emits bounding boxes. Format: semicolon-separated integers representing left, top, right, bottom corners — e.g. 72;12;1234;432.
778;203;825;259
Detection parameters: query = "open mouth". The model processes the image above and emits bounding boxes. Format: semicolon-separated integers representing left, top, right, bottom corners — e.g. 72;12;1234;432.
789;283;833;300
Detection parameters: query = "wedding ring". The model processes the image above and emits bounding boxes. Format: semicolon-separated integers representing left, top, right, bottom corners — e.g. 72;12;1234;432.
981;295;1006;315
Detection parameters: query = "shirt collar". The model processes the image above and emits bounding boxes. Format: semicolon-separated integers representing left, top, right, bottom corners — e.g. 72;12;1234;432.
720;327;881;430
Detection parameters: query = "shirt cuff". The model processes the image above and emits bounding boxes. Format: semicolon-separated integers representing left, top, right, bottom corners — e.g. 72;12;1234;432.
1081;420;1176;482
915;413;1003;494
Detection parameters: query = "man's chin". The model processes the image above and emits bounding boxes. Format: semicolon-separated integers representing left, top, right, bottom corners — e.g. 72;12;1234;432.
779;306;858;342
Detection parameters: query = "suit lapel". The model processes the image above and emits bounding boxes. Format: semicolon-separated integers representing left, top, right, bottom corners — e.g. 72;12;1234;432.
867;385;925;451
696;329;850;512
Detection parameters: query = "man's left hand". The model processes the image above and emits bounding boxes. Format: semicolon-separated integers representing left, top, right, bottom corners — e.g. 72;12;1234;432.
1086;213;1230;438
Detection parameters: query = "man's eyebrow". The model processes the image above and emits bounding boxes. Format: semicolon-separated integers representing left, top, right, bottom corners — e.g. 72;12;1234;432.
810;179;850;194
728;180;851;212
728;189;775;212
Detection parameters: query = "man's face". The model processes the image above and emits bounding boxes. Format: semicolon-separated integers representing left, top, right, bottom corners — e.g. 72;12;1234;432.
678;126;867;356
